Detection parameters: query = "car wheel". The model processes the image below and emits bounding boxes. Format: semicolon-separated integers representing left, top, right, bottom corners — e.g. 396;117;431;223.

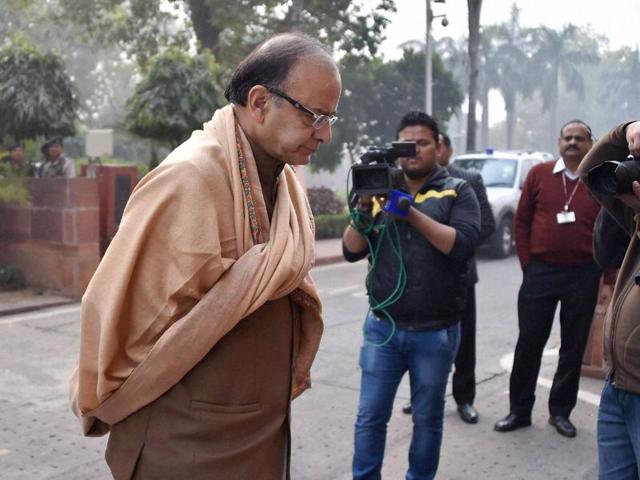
490;215;514;258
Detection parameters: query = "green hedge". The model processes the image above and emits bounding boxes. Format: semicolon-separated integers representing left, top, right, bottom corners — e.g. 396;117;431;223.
314;212;350;239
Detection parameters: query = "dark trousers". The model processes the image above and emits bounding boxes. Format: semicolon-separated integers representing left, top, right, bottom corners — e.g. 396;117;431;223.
509;259;600;418
452;285;476;405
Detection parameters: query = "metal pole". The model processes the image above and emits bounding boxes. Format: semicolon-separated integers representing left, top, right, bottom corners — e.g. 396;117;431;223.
425;0;433;114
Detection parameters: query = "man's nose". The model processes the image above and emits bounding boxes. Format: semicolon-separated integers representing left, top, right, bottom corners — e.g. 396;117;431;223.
314;122;332;143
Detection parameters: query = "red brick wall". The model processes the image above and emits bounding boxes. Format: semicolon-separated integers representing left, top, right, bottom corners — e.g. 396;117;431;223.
0;178;100;298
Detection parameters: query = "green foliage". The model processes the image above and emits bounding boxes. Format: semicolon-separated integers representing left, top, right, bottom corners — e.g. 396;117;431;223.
314;212;350;239
205;0;396;66
307;187;346;215
479;7;537;148
56;0;190;71
0;265;26;291
313;49;463;172
58;0;396;69
2;0;140;129
598;47;640;122
125;49;222;148
0;162;30;206
530;24;600;150
0;37;78;140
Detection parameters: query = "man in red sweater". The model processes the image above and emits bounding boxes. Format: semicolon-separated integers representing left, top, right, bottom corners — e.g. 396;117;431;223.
495;120;608;438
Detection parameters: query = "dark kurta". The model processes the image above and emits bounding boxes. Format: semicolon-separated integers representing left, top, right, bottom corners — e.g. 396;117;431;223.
106;297;297;479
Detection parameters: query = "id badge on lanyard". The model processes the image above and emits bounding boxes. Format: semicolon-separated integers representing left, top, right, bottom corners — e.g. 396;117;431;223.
558;173;579;225
557;209;576;224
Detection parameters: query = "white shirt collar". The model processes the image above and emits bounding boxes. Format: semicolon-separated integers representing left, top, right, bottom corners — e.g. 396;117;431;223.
553;157;580;180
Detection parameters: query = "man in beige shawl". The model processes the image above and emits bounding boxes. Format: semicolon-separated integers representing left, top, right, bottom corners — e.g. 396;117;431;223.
70;33;341;479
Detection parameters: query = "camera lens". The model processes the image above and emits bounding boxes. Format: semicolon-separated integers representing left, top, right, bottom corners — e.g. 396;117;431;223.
615;159;640;194
588;161;621;194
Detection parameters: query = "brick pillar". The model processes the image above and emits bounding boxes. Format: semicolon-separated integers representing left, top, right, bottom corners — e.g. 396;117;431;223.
0;178;100;298
581;276;611;379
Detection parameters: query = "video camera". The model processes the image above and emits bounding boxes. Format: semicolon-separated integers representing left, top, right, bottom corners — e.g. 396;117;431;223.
351;141;416;196
588;155;640;194
350;141;417;217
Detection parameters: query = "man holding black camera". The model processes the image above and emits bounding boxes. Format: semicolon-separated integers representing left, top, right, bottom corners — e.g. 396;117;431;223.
343;111;480;479
403;132;495;424
579;120;640;479
495;119;608;438
401;132;494;424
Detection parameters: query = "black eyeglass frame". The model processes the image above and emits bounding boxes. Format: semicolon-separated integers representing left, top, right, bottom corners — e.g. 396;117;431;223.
267;87;338;129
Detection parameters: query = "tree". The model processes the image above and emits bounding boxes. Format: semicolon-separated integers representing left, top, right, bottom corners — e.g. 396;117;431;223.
476;27;496;149
531;24;599;151
125;49;222;151
599;47;640;122
1;0;138;129
312;49;463;172
466;0;482;152
56;0;191;71
0;37;78;141
59;0;396;69
481;5;535;149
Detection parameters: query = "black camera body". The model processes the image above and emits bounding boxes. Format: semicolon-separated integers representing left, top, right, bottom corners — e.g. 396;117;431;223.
588;155;640;194
351;141;416;196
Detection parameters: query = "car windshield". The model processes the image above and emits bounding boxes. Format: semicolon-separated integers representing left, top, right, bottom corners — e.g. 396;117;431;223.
453;158;518;188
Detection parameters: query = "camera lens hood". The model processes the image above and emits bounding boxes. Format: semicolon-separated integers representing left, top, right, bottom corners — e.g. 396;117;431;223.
588;161;622;194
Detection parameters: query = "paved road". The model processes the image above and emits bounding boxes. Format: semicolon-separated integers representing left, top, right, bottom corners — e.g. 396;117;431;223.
0;255;603;479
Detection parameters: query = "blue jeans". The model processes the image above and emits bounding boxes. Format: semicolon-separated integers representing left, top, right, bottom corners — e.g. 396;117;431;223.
598;378;640;479
353;314;460;480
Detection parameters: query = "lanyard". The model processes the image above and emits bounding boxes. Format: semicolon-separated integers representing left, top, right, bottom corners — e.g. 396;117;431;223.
561;173;581;212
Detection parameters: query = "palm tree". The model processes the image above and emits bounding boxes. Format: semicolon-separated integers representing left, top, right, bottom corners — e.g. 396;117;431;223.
531;24;599;151
484;5;536;149
477;25;499;149
599;46;640;121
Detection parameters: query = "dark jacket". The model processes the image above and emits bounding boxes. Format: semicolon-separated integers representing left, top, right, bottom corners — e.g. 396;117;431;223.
344;165;481;331
447;164;495;285
579;121;640;395
592;208;630;270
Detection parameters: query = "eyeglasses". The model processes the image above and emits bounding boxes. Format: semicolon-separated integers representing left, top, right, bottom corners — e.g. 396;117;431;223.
267;87;338;130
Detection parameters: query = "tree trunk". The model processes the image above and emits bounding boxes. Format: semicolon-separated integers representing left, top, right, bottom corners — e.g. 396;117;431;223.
188;0;221;52
466;0;483;153
480;86;489;150
149;142;160;171
504;90;516;150
548;64;559;153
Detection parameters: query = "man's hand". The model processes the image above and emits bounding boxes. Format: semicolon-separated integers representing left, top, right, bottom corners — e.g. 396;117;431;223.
626;121;640;157
356;194;373;213
292;372;311;400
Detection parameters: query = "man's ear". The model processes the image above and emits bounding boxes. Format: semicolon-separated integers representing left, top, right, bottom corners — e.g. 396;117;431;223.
434;140;443;157
246;85;270;124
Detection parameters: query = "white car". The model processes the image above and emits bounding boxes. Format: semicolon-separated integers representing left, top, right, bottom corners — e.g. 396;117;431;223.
451;149;554;258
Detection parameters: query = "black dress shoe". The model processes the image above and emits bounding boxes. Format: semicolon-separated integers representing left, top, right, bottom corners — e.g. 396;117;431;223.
549;416;576;438
457;403;479;424
402;402;412;414
494;413;531;432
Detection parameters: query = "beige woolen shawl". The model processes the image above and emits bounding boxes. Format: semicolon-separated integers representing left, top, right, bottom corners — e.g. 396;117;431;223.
70;105;323;436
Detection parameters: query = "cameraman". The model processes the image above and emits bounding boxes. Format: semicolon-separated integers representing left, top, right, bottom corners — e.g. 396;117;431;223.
578;120;640;479
343;111;480;480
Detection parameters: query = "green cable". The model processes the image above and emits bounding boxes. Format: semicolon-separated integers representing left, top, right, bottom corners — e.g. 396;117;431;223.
346;167;408;347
